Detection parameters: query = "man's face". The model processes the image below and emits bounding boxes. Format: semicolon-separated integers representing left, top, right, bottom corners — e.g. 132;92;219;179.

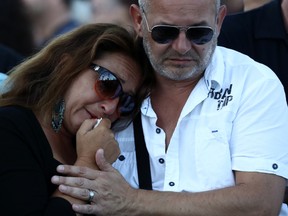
138;0;224;81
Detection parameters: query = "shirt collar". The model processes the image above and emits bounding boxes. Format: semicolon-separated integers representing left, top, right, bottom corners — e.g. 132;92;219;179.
204;46;225;92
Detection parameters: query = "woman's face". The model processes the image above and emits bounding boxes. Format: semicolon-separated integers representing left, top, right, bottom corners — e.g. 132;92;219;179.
62;52;142;134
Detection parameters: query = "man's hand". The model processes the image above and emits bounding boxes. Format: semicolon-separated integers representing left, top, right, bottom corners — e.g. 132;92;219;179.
52;149;137;215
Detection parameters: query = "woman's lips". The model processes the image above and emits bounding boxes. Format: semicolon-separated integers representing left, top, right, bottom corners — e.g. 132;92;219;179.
86;109;98;119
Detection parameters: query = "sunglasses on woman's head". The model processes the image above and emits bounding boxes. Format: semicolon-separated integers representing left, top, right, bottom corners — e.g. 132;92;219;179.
90;63;135;116
142;11;214;45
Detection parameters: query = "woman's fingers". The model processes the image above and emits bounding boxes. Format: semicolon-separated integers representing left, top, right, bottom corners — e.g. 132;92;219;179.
77;119;98;135
77;118;112;135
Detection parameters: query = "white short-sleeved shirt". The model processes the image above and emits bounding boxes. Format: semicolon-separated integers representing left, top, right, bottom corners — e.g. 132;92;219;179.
113;47;288;215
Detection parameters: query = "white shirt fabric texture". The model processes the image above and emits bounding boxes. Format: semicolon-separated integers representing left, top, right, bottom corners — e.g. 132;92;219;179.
113;46;288;215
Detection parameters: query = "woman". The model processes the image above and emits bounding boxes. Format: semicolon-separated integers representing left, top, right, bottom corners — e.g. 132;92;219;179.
0;23;149;215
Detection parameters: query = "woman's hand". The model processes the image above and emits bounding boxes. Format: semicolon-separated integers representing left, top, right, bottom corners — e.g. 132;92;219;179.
75;118;120;169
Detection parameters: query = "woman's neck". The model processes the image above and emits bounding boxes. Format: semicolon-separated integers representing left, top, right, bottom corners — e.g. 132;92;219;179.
35;113;76;164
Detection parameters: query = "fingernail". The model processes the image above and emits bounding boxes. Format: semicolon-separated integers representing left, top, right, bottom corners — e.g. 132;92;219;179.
73;204;80;211
59;185;67;192
51;176;59;183
57;165;64;172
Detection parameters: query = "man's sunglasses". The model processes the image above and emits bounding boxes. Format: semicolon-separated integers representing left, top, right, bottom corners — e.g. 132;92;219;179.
90;63;135;116
142;11;214;45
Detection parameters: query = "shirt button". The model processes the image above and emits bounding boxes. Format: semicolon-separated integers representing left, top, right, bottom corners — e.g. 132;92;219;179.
158;158;165;164
169;182;175;187
272;163;278;170
156;128;161;134
118;155;125;161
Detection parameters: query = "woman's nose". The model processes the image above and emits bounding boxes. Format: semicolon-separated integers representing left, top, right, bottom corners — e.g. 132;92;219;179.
101;97;120;115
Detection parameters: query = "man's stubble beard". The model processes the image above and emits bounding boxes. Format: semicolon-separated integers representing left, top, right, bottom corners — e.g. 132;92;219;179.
142;34;217;81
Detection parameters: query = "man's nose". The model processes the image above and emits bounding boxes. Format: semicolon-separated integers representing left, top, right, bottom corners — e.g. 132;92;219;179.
171;31;192;55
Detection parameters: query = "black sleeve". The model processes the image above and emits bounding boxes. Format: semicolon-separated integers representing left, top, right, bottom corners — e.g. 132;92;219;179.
218;15;240;49
44;198;76;216
0;107;76;216
0;43;24;73
284;188;288;204
218;13;255;57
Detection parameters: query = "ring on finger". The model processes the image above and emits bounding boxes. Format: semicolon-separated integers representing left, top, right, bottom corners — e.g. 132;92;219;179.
88;189;95;202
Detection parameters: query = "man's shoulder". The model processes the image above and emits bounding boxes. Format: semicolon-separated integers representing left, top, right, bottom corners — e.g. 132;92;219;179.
213;46;277;79
215;46;254;65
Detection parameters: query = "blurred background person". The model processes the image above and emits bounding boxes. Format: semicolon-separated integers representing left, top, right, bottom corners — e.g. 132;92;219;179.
244;0;273;10
89;0;138;32
71;0;93;24
220;0;273;14
22;0;80;50
0;0;34;57
0;44;24;74
0;71;8;84
221;0;244;14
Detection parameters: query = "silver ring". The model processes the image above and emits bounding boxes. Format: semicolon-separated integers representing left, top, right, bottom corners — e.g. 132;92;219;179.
88;189;95;202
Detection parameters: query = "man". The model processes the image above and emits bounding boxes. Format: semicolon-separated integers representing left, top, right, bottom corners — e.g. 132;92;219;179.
218;0;288;103
52;0;288;215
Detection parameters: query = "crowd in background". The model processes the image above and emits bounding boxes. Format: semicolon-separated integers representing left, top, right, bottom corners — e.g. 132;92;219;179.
0;0;277;74
0;0;143;73
0;0;275;62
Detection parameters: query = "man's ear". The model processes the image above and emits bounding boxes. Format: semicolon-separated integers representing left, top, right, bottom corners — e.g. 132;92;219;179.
216;5;227;36
130;4;144;37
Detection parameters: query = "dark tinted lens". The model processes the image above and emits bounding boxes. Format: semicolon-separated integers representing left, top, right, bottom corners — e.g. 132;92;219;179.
151;26;179;44
118;94;135;116
95;69;122;99
186;27;213;45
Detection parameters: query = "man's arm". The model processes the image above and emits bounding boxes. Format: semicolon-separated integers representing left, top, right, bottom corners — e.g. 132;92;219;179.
52;149;286;216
